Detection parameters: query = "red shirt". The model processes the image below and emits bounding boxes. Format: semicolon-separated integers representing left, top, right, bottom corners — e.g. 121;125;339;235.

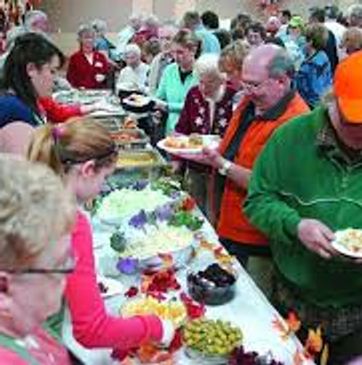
66;50;109;89
39;97;83;124
65;211;163;354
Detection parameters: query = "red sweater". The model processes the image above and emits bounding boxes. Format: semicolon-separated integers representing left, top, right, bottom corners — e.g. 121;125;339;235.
65;211;163;352
39;97;83;124
66;50;109;89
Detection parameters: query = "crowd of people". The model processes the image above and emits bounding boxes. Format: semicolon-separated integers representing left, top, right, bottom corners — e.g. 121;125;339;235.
0;3;362;365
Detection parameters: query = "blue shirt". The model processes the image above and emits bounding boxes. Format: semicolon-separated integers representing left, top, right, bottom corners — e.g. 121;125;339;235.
296;50;332;108
0;94;38;128
195;25;221;55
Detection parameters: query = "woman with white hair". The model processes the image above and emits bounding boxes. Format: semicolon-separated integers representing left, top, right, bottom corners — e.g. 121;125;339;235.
116;43;150;94
176;53;235;136
66;24;110;89
175;54;236;216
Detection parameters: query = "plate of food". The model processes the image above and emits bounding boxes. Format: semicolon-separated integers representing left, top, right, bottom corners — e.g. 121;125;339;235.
331;228;362;258
121;296;187;326
157;134;220;155
121;93;154;113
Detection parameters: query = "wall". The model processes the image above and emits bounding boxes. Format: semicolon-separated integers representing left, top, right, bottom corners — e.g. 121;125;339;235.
40;0;359;54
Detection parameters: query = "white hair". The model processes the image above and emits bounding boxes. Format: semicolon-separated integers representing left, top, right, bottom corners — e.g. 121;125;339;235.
77;23;95;39
124;43;141;57
194;54;223;79
24;10;48;29
92;19;107;35
144;14;159;28
347;4;362;19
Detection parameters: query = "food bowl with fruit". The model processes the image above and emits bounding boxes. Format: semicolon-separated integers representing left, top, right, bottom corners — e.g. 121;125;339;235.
183;318;243;364
187;263;237;305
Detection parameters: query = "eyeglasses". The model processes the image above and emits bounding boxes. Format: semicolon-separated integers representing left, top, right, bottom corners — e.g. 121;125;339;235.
242;78;271;92
3;255;76;275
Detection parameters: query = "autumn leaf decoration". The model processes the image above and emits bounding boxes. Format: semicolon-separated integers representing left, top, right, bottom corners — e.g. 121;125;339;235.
272;311;301;340
273;312;328;365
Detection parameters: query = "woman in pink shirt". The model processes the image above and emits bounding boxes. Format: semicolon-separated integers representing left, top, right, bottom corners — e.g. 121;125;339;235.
0;155;75;364
28;117;173;361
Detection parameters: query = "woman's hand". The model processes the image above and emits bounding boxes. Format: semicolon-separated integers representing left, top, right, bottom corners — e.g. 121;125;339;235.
176;146;224;168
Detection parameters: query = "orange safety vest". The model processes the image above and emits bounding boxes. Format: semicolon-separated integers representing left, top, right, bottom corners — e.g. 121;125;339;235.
217;92;309;245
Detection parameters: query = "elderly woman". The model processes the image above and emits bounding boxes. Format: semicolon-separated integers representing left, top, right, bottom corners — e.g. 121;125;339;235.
175;54;237;215
176;54;236;136
155;29;199;135
296;24;332;108
66;24;110;89
116;43;150;94
0;33;65;155
340;27;362;56
0;155;75;364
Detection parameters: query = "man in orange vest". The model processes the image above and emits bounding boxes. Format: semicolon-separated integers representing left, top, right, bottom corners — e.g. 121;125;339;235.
187;44;309;280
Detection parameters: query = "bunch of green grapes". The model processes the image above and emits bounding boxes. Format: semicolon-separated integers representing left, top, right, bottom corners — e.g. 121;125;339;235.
183;318;243;357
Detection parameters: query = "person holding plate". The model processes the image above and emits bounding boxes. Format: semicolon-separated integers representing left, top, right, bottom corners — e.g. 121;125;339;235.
174;53;237;216
244;51;362;364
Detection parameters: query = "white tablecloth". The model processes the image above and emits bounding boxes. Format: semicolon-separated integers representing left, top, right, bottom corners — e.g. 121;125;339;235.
62;214;311;365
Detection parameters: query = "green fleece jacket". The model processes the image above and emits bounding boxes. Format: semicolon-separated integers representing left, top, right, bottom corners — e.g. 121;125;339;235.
244;106;362;308
155;63;198;135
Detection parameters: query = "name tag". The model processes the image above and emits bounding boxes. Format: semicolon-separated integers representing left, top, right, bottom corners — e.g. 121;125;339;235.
95;62;103;68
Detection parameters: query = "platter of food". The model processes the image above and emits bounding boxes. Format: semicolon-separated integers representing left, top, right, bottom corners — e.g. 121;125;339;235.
121;296;187;326
111;128;149;149
121;93;154;113
157;134;220;155
331;228;362;258
183;318;243;363
116;150;166;170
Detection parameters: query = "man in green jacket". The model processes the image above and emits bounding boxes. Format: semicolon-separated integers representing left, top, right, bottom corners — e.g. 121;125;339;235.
244;51;362;363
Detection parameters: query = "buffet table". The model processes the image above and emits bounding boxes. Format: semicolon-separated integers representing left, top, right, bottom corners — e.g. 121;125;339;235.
61;184;312;365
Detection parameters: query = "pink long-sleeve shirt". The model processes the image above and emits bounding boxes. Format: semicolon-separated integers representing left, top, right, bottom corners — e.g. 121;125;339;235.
65;211;163;351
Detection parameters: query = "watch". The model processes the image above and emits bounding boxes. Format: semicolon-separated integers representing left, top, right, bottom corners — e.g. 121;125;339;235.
218;160;232;176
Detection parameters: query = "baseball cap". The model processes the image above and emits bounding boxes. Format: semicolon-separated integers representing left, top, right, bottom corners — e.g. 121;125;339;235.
288;16;304;30
334;51;362;124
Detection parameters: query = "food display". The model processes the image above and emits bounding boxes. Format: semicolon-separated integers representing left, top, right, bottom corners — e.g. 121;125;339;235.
121;93;154;113
121;296;187;326
116;150;165;169
123;116;138;129
157;134;220;155
230;346;285;365
333;228;362;256
97;186;174;224
183;318;243;358
111;129;149;149
187;263;237;305
165;134;203;149
116;222;195;261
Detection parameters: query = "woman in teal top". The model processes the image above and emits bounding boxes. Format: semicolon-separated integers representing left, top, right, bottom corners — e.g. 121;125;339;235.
155;29;199;135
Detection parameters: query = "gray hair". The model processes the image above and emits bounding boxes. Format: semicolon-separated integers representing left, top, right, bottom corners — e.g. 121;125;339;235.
194;54;224;79
77;24;95;39
144;14;159;28
0;155;75;270
92;19;107;35
267;49;295;79
24;10;48;29
347;4;362;20
124;43;141;57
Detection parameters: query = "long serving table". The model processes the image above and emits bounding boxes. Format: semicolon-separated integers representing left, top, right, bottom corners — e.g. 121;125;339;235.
61;206;313;365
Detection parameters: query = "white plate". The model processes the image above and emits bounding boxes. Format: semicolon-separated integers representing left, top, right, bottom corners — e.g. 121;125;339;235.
157;135;220;155
331;229;362;259
97;276;124;298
